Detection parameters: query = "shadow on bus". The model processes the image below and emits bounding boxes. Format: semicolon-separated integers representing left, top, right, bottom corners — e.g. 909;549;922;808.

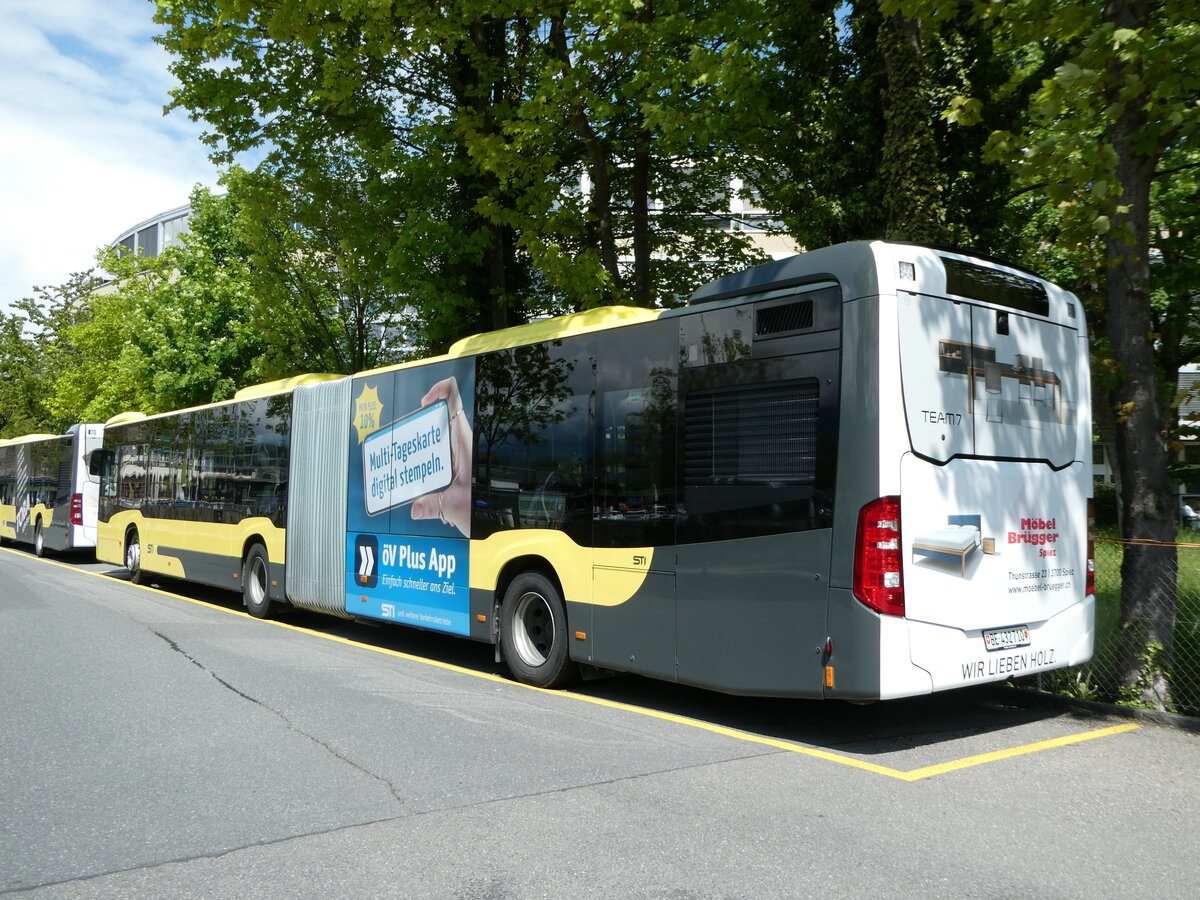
101;568;1065;756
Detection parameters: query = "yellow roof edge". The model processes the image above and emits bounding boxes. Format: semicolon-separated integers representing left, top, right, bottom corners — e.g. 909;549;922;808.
233;373;344;400
105;412;147;427
448;306;662;357
355;353;454;380
104;374;346;429
0;433;63;445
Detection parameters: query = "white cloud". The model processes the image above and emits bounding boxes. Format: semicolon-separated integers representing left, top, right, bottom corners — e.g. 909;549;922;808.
0;0;221;307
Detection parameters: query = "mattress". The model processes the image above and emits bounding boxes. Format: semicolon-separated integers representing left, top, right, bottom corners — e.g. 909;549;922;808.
913;524;980;552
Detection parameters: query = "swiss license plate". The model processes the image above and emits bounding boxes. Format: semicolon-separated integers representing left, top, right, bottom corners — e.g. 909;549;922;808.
984;626;1031;652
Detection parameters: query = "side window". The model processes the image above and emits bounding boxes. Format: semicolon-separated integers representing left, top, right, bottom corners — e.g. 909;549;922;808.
595;321;678;548
117;439;148;508
240;396;290;525
199;407;241;523
472;337;595;545
0;447;12;505
678;354;837;542
147;417;179;513
684;378;819;487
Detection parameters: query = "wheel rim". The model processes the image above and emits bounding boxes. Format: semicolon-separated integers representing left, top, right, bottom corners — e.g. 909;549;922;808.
125;536;140;572
511;590;556;667
247;555;268;606
34;529;43;555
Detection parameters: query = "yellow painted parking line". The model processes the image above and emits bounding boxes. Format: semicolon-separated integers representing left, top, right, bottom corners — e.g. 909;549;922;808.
22;549;1145;781
895;723;1142;781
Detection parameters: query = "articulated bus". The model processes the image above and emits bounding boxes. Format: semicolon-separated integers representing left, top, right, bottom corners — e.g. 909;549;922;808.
93;241;1094;699
0;425;105;556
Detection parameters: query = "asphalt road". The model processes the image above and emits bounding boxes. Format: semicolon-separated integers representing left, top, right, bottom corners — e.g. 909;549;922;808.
2;545;1198;899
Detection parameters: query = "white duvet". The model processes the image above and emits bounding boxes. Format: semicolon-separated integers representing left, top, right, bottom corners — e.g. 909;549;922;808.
912;524;980;552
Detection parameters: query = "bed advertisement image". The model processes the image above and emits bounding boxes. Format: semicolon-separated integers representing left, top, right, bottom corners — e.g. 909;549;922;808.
345;358;475;635
899;453;1087;632
909;509;1075;588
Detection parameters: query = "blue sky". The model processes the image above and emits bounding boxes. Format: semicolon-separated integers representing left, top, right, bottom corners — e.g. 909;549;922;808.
0;0;220;308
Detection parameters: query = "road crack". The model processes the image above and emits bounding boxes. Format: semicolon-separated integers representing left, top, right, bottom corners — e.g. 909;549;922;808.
150;629;409;808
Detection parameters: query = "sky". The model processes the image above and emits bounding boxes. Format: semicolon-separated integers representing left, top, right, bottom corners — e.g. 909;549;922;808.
0;0;221;310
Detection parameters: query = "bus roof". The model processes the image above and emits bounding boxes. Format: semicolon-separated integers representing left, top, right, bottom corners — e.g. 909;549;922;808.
687;241;1076;326
233;373;343;400
448;306;661;357
0;433;64;446
103;374;344;428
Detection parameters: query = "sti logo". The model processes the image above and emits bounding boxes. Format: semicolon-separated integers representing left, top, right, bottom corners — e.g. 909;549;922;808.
354;534;379;589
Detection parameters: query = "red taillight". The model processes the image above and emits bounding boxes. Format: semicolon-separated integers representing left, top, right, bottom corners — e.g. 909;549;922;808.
70;493;84;526
854;495;904;616
1086;498;1095;596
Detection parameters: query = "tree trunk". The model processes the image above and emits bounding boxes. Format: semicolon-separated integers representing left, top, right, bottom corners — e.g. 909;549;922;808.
876;5;943;242
629;130;653;308
549;15;622;305
1104;0;1176;708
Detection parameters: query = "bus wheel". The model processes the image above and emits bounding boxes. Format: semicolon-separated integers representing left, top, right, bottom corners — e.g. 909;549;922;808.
500;572;578;689
125;528;144;584
242;543;273;619
33;523;46;558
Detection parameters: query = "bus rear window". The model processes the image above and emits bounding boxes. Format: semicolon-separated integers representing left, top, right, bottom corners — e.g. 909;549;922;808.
941;257;1049;317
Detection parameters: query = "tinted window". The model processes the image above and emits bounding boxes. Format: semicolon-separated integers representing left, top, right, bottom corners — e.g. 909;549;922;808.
595;321;678;548
472;337;594;546
684;379;818;486
0;447;12;504
678;354;838;543
238;396;290;525
942;257;1049;317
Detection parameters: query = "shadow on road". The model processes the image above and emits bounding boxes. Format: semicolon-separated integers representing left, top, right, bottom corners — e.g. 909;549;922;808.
67;556;1075;758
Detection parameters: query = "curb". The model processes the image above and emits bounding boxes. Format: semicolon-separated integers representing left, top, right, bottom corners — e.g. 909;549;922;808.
990;684;1200;734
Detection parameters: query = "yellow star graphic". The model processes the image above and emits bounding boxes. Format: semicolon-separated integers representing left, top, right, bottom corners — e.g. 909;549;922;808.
353;384;383;444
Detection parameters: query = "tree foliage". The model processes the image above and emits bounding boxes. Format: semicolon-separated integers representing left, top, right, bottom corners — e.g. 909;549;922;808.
916;0;1200;705
152;0;773;345
0;270;106;436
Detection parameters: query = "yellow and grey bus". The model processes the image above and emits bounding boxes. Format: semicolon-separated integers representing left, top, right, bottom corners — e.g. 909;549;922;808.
94;241;1095;699
0;425;104;556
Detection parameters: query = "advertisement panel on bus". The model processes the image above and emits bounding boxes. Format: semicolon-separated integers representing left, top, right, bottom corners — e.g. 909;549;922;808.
344;358;476;635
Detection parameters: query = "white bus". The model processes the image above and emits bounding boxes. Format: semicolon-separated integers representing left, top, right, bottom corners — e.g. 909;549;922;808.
95;242;1094;699
0;425;105;556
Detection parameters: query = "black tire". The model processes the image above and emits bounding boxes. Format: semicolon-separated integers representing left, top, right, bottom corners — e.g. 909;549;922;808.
125;528;144;584
242;543;273;619
499;571;578;689
33;523;46;558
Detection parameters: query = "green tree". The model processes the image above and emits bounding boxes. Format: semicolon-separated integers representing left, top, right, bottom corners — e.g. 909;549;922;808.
734;1;1027;251
154;0;773;338
946;0;1200;706
487;0;770;308
221;163;414;374
49;188;268;422
154;0;544;347
0;270;105;436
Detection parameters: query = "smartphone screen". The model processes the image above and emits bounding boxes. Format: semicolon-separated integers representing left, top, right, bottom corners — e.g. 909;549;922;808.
361;400;453;516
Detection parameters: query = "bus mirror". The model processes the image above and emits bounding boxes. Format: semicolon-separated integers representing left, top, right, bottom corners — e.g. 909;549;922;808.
87;449;107;478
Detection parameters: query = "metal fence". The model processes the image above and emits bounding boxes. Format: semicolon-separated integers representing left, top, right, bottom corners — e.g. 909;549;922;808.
1025;534;1200;717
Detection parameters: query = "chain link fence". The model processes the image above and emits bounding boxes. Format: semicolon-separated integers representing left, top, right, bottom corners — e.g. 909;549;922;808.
1025;533;1200;717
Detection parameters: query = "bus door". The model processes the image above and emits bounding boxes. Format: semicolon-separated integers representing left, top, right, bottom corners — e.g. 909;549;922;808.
897;287;1090;685
589;322;679;681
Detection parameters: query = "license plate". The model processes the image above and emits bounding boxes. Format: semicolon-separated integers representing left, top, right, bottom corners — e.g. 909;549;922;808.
983;626;1030;652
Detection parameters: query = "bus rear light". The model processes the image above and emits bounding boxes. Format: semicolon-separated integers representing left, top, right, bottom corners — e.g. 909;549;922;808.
854;496;905;617
70;493;84;526
1086;498;1095;596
